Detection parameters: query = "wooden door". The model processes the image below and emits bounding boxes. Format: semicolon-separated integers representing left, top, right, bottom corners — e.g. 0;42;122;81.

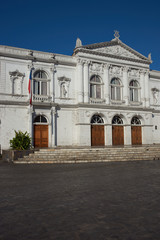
91;125;104;146
131;126;142;145
34;125;48;148
112;125;124;145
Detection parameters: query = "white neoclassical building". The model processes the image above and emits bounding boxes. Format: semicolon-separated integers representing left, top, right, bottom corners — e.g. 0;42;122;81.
1;32;160;151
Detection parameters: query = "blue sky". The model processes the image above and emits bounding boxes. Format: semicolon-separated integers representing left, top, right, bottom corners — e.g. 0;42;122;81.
1;0;160;70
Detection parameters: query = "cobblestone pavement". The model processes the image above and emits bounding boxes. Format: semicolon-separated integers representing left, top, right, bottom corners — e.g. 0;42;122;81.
0;161;160;240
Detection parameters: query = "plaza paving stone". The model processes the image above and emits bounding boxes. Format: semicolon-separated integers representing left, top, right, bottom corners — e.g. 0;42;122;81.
0;160;160;240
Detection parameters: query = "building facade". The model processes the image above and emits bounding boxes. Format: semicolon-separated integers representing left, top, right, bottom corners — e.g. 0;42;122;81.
1;34;160;151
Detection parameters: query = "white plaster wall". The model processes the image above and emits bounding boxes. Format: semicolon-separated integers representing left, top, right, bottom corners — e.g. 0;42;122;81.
0;105;29;150
152;113;160;143
56;109;73;145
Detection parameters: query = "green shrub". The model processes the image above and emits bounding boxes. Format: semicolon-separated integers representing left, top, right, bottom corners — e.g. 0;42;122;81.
10;130;31;150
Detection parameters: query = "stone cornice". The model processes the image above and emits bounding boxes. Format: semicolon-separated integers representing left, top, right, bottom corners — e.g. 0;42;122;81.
74;48;150;65
56;103;154;112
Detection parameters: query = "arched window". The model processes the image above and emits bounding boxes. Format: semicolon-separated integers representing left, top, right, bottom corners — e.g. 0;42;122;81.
129;80;139;102
34;115;47;123
131;116;141;125
90;75;102;99
112;115;123;125
91;115;104;124
33;70;48;96
110;78;121;101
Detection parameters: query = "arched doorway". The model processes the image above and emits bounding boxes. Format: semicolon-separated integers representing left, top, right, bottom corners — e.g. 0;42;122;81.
34;115;48;148
91;115;104;146
112;115;124;145
131;116;142;145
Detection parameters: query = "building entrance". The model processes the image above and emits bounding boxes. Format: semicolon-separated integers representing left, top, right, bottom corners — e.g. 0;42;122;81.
91;115;104;146
34;115;48;148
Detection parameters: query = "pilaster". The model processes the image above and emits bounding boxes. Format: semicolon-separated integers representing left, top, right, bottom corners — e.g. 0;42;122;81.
140;70;145;107
76;59;84;103
123;66;129;105
50;65;56;102
103;64;110;104
145;70;150;107
84;61;90;103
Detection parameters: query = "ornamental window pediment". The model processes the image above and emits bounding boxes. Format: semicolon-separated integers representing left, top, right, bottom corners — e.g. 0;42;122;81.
9;70;25;95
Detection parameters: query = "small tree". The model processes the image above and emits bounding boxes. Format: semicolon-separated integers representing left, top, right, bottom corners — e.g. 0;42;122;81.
10;130;31;150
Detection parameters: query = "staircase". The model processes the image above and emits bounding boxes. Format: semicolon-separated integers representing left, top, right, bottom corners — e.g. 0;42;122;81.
14;145;160;164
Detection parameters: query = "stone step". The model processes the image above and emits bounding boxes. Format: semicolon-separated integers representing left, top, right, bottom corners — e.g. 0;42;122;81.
17;154;160;162
25;154;160;160
14;145;160;164
15;157;160;164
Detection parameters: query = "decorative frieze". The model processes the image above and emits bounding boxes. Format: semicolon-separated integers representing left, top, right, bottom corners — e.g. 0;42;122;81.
89;62;104;73
109;65;123;77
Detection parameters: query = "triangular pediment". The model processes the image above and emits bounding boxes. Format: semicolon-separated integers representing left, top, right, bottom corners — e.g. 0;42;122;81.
74;38;151;64
92;45;141;60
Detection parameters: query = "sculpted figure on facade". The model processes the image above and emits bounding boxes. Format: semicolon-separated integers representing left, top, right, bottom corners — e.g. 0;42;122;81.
152;88;159;105
58;76;71;98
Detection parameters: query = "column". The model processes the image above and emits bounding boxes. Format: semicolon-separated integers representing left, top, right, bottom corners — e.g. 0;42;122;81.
140;70;145;107
123;66;129;105
76;59;83;103
145;70;150;108
84;61;89;103
103;64;110;104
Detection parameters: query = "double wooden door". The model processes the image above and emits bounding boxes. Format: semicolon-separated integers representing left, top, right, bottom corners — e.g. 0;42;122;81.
112;126;124;145
131;126;142;145
34;125;48;148
91;125;104;146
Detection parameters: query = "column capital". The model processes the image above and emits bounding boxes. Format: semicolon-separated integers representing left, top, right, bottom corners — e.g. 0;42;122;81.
144;69;149;76
84;60;91;66
103;63;110;70
77;58;84;65
139;69;146;75
123;66;129;72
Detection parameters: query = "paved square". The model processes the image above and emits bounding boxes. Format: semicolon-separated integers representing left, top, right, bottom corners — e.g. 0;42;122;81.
0;161;160;240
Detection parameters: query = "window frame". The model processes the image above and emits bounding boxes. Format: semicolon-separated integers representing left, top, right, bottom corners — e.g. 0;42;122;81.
33;70;49;96
90;75;103;99
129;80;140;102
110;78;122;101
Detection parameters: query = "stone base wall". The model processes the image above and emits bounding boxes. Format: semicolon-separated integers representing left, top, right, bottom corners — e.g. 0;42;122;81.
2;150;35;162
